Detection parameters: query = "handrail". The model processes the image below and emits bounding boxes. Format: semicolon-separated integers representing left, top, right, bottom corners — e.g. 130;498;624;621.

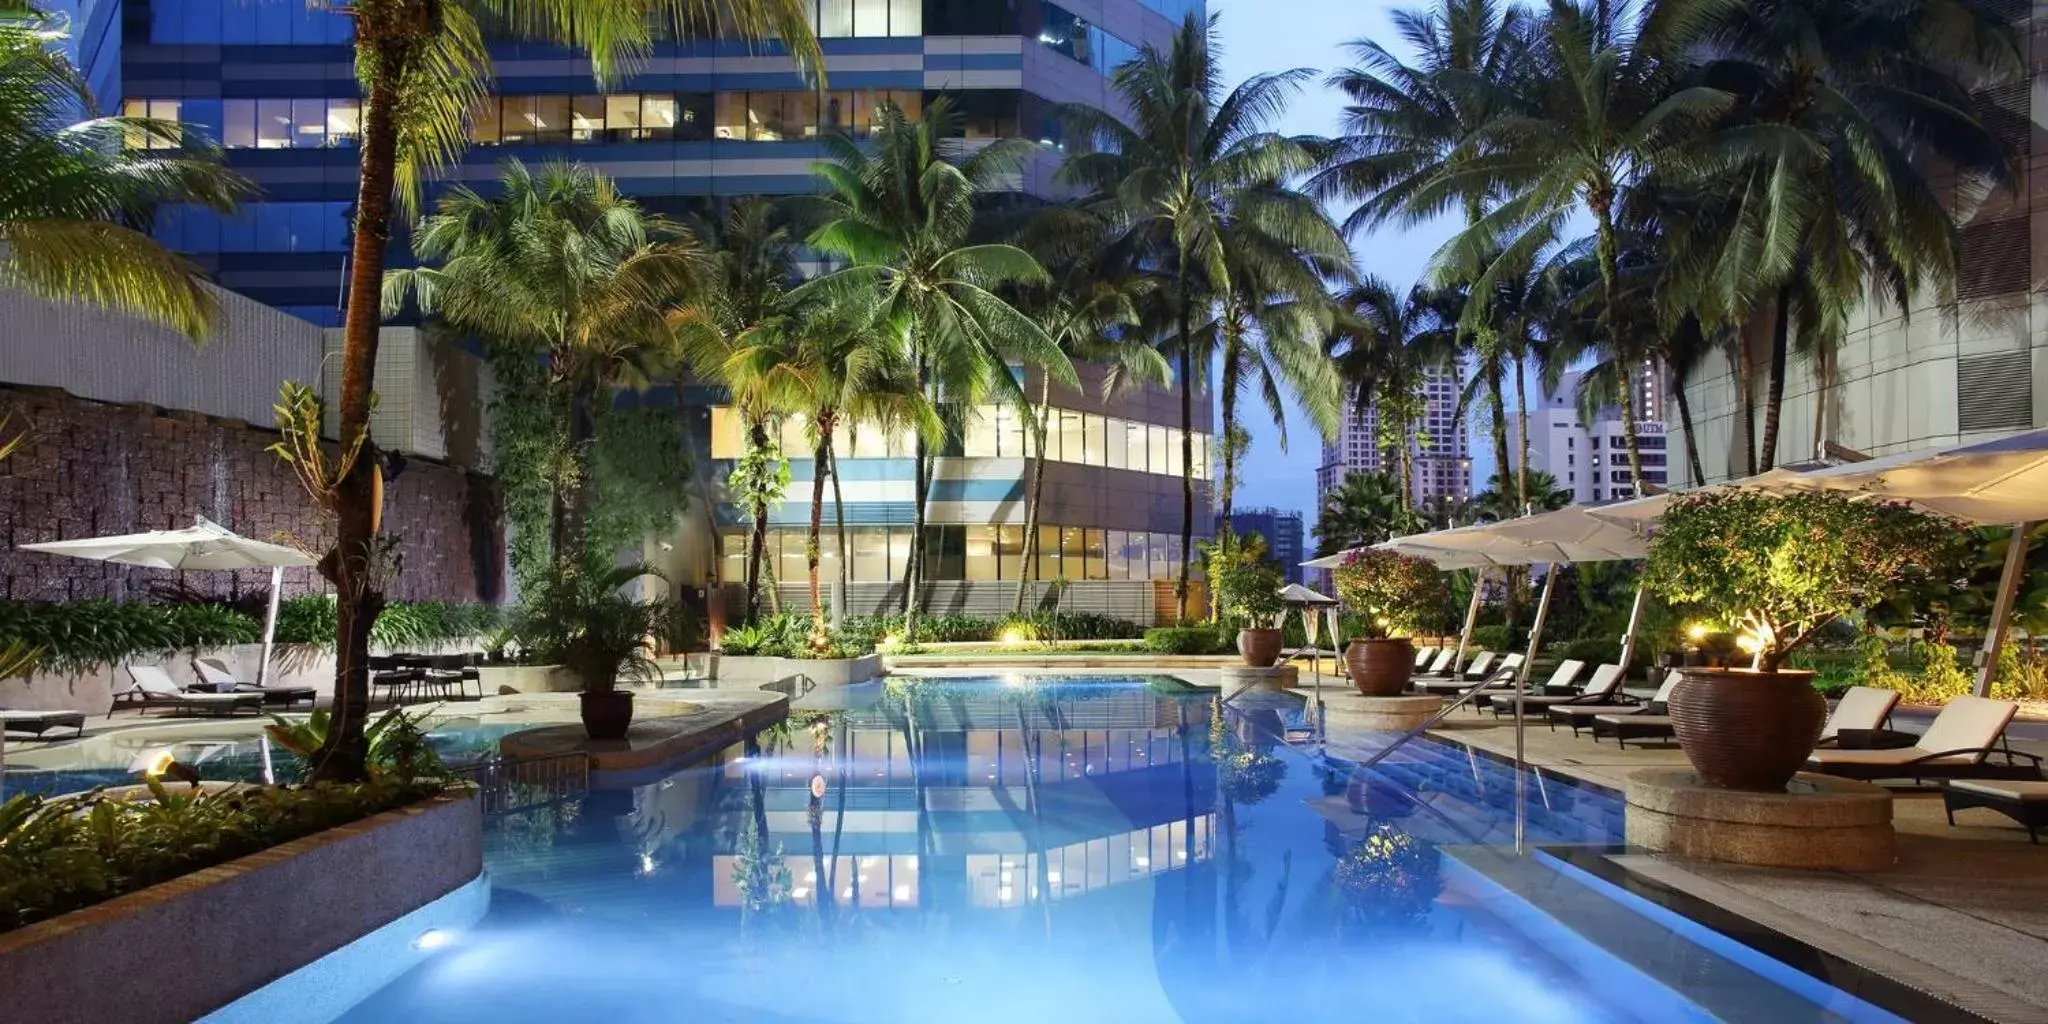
1349;670;1507;772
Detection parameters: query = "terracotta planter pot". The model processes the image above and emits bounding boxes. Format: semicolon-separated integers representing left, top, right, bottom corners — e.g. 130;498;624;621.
1345;638;1414;697
1668;667;1824;792
1236;627;1284;668
579;690;635;740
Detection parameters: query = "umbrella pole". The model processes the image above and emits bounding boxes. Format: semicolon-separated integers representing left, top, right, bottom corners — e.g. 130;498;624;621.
1452;570;1486;676
1616;585;1648;677
258;565;284;689
1514;563;1558;855
1975;522;2032;698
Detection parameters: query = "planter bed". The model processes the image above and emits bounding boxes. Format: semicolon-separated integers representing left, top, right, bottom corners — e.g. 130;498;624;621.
0;790;482;1024
716;652;884;688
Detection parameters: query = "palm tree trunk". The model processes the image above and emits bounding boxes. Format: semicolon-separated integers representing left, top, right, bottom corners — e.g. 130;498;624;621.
806;414;834;650
1175;279;1195;626
830;446;849;620
906;418;930;636
554;378;598;569
1591;193;1646;495
1217;359;1238;625
1759;285;1792;472
744;417;771;626
1673;369;1706;487
1016;382;1051;614
1486;363;1511;508
1513;355;1530;510
311;37;406;784
1811;342;1831;462
1733;330;1758;477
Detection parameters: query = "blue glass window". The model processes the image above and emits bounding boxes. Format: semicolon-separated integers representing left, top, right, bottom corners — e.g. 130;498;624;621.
1037;2;1138;75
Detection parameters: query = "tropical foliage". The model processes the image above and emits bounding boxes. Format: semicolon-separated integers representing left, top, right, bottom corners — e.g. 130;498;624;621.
1333;548;1449;637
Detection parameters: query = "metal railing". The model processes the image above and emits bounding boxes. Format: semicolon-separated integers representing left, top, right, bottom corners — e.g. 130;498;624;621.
454;749;590;817
1348;669;1509;773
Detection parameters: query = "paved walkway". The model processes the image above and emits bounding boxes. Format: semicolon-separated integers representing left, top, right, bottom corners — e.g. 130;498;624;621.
1325;709;2048;1023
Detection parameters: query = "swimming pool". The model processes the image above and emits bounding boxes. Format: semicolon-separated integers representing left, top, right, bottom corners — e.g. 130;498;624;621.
255;677;1903;1022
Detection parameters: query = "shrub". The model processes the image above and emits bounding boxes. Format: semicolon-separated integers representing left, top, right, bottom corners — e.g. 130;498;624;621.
1143;626;1228;655
0;600;259;673
1561;636;1619;666
1642;491;1969;671
1333;549;1449;638
1469;625;1513;654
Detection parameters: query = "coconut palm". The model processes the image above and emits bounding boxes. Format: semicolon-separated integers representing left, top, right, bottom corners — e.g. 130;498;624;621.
1315;471;1412;556
386;160;702;572
1690;0;2021;470
0;7;249;338
1059;13;1347;620
1008;205;1167;612
1326;277;1432;515
1474;467;1571;521
304;0;817;782
674;197;804;625
724;298;939;649
797;97;1070;638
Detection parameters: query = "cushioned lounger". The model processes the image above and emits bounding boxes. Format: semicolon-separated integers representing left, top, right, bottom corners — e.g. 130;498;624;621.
192;657;316;708
1805;696;2042;782
1942;780;2048;843
1547;670;1679;733
109;666;263;718
0;709;86;739
1484;663;1626;717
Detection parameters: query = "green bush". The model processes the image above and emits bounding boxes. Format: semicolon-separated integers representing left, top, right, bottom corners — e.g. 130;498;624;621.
272;596;502;650
1561;637;1620;666
1470;625;1514;654
1143;626;1228;655
0;600;259;673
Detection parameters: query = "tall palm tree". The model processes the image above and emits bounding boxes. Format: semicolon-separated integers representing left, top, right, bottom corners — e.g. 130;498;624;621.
1060;14;1347;620
1314;470;1411;555
1692;0;2020;470
1009;205;1166;612
312;0;817;781
0;8;249;337
675;197;803;625
725;297;939;649
798;97;1070;638
1326;276;1429;517
1474;467;1571;520
386;160;701;572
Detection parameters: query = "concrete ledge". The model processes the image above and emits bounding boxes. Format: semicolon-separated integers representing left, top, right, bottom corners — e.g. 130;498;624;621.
477;663;577;693
717;653;882;688
1218;664;1298;697
1624;769;1895;871
0;790;483;1024
1322;692;1443;732
499;694;789;781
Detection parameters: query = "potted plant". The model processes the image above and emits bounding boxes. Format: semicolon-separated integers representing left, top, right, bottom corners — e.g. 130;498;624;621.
1642;491;1967;791
1215;553;1288;668
517;563;664;739
1333;548;1448;695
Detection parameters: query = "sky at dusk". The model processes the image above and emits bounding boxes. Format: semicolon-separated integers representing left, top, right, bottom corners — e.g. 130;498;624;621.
1205;0;1470;535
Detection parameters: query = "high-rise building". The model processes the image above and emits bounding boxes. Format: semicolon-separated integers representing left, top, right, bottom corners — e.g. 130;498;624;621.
1216;507;1305;584
1520;371;1669;504
1673;3;2042;479
93;0;1214;624
1316;366;1471;511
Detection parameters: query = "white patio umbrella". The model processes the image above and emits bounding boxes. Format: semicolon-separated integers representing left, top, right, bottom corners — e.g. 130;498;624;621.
18;516;317;687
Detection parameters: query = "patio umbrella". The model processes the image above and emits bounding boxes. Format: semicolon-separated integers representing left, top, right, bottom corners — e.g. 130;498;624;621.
18;517;317;687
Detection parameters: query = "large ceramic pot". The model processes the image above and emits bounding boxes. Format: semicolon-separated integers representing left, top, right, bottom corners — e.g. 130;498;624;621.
580;689;635;740
1237;627;1284;668
1345;638;1415;697
1668;667;1824;791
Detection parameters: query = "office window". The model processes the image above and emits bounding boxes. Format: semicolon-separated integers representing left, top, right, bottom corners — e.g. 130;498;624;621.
966;526;999;580
470;96;501;144
1059;410;1084;465
924;526;964;581
326;99;360;144
996;525;1024;580
1062;526;1086;578
1105;529;1128;579
963;407;997;457
722;534;746;585
1127;424;1148;473
714;92;750;139
852;0;888;34
122;99;183;149
1082;529;1105;580
1147;425;1167;474
222;99;256;148
1149;532;1172;580
1082;414;1106;466
819;0;855;36
570;95;604;141
996;404;1026;457
256;98;292;148
887;528;912;581
1106;420;1127;470
778;532;807;587
887;0;920;33
1165;428;1185;477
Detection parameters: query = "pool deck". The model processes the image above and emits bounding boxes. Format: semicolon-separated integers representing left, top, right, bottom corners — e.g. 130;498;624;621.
1317;706;2048;1023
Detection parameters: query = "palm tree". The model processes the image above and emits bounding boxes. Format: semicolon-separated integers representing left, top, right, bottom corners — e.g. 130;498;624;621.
1326;276;1429;514
1692;0;2021;470
798;97;1070;638
310;0;817;781
1315;471;1411;555
1474;467;1570;521
1060;14;1346;621
675;197;803;625
0;9;249;337
1009;205;1166;612
1427;0;1734;496
724;298;939;649
386;160;701;572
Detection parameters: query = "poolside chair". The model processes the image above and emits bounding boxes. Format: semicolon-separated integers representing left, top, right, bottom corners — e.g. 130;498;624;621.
1482;663;1625;718
1941;780;2048;843
108;665;263;718
1416;653;1537;697
1420;650;1496;683
1591;682;1900;750
1413;648;1458;678
1805;696;2043;783
1413;646;1440;670
192;657;317;708
0;709;86;739
1435;657;1577;700
1551;669;1679;735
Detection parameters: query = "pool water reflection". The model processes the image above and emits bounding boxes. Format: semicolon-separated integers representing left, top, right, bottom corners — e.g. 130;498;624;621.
333;677;1684;1023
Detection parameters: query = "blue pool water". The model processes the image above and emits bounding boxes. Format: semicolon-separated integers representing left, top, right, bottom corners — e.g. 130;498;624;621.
277;676;1907;1024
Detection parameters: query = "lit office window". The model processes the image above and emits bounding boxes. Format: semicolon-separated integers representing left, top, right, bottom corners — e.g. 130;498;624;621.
121;99;183;149
997;404;1027;457
1104;530;1128;579
1127;532;1150;579
1061;526;1085;578
779;532;807;586
996;525;1024;579
965;525;999;580
1149;532;1172;580
1106;420;1127;470
722;534;746;585
1126;423;1148;472
888;0;921;34
1058;410;1084;464
963;408;997;457
887;528;912;581
1082;528;1105;580
1147;425;1168;475
709;407;746;459
851;527;889;582
1082;414;1106;466
256;98;293;148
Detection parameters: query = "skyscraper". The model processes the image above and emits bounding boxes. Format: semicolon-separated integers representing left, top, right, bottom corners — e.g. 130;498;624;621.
1520;370;1670;503
1216;507;1305;584
1316;365;1471;512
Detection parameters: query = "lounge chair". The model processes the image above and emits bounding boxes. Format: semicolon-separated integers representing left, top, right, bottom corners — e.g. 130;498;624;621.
1413;645;1440;670
0;709;86;739
1941;780;2048;843
1593;682;1903;750
1483;663;1625;718
1420;650;1496;683
1412;648;1458;678
192;657;317;708
108;665;263;718
1434;658;1582;701
1550;669;1680;735
1804;696;2043;783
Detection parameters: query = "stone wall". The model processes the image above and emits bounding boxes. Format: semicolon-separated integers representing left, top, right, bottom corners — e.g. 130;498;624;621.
0;386;503;603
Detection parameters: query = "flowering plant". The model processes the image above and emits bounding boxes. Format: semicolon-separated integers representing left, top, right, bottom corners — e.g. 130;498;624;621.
1333;548;1446;638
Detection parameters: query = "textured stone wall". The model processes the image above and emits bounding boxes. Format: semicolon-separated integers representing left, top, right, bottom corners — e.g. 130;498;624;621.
0;387;503;603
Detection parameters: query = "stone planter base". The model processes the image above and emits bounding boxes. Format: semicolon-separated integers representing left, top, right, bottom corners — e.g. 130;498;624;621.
0;791;483;1024
1218;664;1299;698
1624;769;1895;871
1321;692;1443;732
716;653;883;688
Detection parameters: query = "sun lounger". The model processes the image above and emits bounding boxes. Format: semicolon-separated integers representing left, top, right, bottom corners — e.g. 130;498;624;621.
1484;663;1626;718
0;709;86;739
1549;669;1679;734
1941;780;2048;843
1417;650;1496;684
1413;646;1440;670
108;665;263;717
192;657;316;708
1418;653;1526;696
1412;648;1458;678
1437;658;1583;701
1804;696;2042;783
1593;683;1902;750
